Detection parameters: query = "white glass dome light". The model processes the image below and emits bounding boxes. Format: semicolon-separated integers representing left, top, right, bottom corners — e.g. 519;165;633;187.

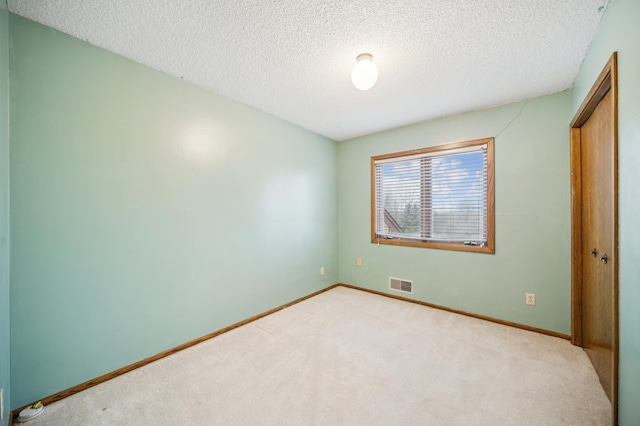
351;53;378;91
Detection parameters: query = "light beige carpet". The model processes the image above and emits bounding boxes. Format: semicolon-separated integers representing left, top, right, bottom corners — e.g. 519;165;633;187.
24;286;611;425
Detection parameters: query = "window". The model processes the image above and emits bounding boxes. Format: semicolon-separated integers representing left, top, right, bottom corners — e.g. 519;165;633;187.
371;137;494;253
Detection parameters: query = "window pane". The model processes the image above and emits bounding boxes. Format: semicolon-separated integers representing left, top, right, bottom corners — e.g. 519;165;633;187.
379;159;421;238
429;151;486;241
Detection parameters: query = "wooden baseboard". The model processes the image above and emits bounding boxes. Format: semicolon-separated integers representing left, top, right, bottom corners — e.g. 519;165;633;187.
10;283;340;420
338;283;570;340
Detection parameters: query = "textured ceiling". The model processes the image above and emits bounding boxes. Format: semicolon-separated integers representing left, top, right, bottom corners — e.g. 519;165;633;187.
8;0;609;141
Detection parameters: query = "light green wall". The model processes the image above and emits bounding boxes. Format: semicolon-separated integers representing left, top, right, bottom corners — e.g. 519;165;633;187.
338;92;573;334
572;0;640;423
0;2;10;425
9;14;338;408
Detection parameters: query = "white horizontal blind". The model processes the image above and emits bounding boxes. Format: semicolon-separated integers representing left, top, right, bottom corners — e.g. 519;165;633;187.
375;145;487;245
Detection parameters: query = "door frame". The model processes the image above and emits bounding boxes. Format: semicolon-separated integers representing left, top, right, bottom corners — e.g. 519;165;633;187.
570;52;618;424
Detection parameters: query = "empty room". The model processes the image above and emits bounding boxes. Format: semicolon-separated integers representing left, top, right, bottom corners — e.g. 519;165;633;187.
0;0;639;425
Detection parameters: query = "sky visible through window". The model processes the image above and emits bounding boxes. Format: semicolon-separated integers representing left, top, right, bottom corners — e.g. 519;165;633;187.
379;150;485;241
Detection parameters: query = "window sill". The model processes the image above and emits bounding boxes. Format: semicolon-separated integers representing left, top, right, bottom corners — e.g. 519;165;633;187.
371;236;495;254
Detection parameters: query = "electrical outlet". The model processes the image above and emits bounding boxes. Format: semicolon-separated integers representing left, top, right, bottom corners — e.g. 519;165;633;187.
357;258;362;267
320;266;325;276
526;293;536;306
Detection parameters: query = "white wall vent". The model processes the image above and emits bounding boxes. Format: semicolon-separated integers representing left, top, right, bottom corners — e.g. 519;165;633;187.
389;277;413;294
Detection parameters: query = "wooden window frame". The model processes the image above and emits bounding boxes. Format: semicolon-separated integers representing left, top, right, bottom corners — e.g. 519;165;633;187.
371;137;495;254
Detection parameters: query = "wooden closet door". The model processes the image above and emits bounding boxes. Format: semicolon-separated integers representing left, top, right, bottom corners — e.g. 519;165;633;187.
580;88;615;402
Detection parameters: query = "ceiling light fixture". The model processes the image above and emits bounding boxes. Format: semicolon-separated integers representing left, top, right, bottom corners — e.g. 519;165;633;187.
351;53;378;91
